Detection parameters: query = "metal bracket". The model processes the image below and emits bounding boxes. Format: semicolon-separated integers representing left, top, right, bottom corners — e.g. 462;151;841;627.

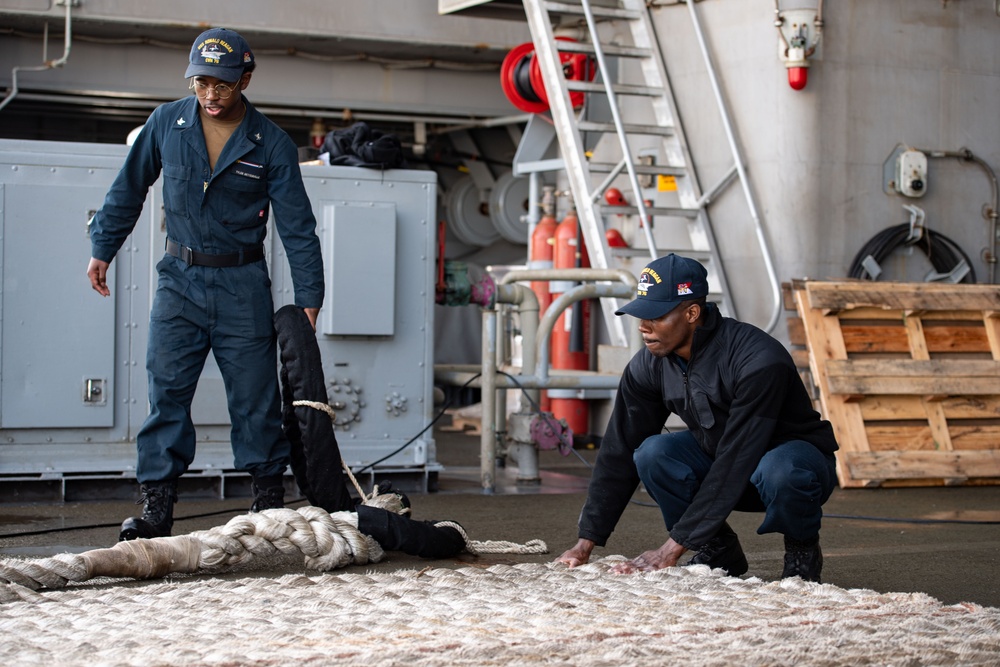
860;255;882;280
925;259;970;284
902;204;926;244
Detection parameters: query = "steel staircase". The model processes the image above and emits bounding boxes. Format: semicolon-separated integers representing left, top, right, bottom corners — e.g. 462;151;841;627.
519;0;746;347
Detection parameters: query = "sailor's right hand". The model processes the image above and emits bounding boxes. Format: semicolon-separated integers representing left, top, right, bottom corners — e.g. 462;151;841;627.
88;257;111;297
555;538;595;568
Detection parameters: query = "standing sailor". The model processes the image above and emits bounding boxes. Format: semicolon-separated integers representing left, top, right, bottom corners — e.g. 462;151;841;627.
86;28;325;540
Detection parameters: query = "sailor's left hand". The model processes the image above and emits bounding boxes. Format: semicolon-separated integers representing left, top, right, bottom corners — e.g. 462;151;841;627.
303;307;319;331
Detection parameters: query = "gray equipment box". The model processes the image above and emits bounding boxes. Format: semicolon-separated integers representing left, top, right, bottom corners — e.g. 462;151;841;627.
0;138;439;500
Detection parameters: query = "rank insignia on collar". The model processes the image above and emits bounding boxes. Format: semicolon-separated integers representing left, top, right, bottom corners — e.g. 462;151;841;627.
177;117;186;126
255;132;262;141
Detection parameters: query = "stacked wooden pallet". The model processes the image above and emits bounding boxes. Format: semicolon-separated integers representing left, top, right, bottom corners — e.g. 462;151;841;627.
787;280;1000;488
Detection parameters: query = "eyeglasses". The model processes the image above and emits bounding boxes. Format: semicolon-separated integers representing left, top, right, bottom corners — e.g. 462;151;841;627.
188;77;242;100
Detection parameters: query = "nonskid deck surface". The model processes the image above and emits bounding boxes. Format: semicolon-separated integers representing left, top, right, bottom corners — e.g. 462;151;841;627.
0;428;998;610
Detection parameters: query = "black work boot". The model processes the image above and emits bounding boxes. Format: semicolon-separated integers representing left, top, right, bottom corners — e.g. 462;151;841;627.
686;522;749;576
782;534;823;583
119;481;178;541
250;474;286;512
355;505;466;559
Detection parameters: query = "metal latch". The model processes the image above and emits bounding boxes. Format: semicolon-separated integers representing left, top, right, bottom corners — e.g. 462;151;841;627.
83;378;107;405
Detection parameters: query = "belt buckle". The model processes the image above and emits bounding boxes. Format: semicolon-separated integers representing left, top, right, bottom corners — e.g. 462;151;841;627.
180;244;194;266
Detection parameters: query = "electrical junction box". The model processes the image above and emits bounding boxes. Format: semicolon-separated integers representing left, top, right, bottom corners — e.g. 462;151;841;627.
776;8;823;64
0;139;440;496
896;149;928;198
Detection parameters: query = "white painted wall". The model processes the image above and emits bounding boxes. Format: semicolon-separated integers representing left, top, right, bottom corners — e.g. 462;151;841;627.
2;0;996;337
649;0;1000;332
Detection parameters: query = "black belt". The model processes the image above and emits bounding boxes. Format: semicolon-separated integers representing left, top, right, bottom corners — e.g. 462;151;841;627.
165;239;264;267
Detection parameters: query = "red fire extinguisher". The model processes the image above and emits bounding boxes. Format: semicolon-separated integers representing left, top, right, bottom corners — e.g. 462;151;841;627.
549;203;591;439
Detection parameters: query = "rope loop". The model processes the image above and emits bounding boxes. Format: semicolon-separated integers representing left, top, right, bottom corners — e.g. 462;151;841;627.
292;398;405;509
433;520;548;556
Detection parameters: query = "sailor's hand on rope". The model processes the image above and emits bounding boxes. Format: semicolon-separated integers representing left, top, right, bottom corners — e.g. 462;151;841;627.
610;538;686;574
555;538;595;568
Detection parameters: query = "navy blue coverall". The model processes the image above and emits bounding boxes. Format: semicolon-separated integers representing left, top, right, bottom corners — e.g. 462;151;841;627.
90;95;324;484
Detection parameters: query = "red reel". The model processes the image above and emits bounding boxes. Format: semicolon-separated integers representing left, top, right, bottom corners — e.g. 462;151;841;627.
500;38;595;113
500;42;549;113
530;37;594;110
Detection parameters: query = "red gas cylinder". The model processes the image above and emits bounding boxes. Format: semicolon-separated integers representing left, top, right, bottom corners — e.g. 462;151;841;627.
549;206;591;438
606;228;628;248
529;188;558;412
604;187;627;206
529;187;558;317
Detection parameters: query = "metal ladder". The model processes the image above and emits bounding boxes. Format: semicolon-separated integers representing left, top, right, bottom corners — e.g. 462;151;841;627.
520;0;749;347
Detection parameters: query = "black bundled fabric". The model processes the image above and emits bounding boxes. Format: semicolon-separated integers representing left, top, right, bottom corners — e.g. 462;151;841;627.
320;121;406;169
274;305;355;513
355;505;467;559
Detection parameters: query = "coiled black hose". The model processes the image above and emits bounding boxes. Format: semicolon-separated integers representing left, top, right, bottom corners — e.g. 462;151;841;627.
848;223;976;283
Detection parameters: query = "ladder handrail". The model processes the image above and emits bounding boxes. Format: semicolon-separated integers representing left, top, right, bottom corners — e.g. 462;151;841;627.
685;0;783;334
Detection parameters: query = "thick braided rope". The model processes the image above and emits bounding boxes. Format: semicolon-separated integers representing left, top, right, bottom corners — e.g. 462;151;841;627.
0;552;88;592
291;400;546;555
191;506;381;571
0;506;383;593
0;406;547;593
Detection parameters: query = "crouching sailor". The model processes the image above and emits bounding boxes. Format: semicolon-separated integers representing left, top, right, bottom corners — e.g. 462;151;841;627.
555;254;839;582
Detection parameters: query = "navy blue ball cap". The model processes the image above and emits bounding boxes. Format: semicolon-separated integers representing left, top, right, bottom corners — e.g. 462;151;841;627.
184;28;254;83
615;253;709;319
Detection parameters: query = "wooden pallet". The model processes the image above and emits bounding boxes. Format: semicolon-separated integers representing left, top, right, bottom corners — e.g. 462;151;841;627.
440;403;484;436
790;280;1000;488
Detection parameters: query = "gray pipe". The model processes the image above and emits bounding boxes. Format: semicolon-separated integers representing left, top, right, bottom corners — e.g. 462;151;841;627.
495;282;541;406
434;368;623;391
0;2;74;114
535;283;638;382
491;282;540;466
480;307;498;494
460;268;637;493
498;266;639;288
